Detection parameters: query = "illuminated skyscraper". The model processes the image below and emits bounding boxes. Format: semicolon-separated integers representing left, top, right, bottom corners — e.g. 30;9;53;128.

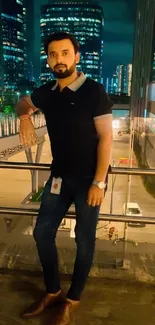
127;64;132;96
106;65;132;95
116;65;123;94
110;73;118;94
40;1;104;83
106;73;117;94
116;64;132;96
0;1;4;92
1;0;27;90
26;0;35;81
105;77;110;93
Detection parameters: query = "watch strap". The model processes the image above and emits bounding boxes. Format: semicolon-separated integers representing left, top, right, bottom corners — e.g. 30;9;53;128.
92;180;107;189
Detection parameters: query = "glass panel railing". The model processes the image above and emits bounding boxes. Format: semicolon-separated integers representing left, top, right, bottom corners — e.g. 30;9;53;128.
0;112;46;138
0;211;155;273
0;114;155;252
0;112;131;207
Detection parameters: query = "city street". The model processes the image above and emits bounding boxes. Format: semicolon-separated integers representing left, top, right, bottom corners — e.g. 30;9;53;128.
98;133;155;243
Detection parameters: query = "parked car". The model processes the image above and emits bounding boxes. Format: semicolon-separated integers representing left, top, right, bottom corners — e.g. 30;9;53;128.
123;202;145;227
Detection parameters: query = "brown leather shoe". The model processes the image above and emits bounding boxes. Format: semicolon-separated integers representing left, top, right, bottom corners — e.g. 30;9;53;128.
49;301;75;325
21;291;64;319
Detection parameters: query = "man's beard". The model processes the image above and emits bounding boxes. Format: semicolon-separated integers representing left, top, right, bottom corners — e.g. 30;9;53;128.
52;61;76;79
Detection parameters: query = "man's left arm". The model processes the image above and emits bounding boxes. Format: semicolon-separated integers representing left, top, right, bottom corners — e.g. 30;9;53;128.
87;85;113;207
94;114;113;182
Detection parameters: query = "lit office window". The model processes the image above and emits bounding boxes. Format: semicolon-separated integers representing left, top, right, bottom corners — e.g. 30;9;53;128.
3;46;24;53
16;0;23;4
41;55;47;60
17;36;24;40
4;54;24;61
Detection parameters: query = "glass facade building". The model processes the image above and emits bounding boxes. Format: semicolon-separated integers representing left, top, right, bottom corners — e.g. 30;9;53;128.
106;64;132;96
150;18;155;83
116;64;132;96
40;1;104;84
0;1;4;92
106;73;117;94
130;0;155;170
130;0;155;119
26;0;35;82
1;0;27;90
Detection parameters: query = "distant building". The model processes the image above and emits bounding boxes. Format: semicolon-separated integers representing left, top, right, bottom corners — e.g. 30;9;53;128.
26;0;35;81
1;0;27;90
131;0;155;119
127;64;132;96
105;77;110;93
106;74;117;94
27;61;35;82
150;18;155;82
40;1;104;83
116;64;132;96
106;64;132;96
110;73;117;94
131;0;155;169
0;1;4;92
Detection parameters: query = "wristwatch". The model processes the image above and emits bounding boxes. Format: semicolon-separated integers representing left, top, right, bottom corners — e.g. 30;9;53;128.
92;180;107;189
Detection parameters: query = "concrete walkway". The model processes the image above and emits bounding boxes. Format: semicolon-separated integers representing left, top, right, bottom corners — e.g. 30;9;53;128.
0;274;155;325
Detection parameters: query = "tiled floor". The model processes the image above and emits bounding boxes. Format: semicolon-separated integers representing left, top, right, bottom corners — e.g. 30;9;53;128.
0;273;155;325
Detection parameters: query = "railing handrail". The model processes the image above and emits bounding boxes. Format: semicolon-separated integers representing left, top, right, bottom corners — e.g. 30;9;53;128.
0;161;155;175
0;113;46;138
0;163;155;224
0;206;155;224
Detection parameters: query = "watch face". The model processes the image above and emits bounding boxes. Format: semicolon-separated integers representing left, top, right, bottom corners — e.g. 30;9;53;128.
99;182;105;189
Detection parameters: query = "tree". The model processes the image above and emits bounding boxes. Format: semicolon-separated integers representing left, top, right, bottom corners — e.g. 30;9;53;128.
0;90;17;114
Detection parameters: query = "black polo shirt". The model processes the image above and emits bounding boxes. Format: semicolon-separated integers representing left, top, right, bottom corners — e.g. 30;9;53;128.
31;76;113;177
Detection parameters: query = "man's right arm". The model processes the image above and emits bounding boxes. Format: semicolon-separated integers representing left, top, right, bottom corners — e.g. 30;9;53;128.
16;95;39;118
16;95;40;147
16;86;45;147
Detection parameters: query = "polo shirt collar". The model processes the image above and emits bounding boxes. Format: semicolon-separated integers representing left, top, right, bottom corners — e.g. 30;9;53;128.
51;72;87;92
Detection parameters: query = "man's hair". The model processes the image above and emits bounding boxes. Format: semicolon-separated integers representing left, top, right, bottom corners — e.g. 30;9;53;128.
44;32;80;55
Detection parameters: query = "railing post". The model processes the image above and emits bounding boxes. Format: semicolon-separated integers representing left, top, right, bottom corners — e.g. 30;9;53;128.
122;118;135;268
0;120;2;137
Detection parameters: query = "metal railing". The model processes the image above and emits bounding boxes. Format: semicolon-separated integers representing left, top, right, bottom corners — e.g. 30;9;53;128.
0;162;155;268
0;207;155;225
0;161;155;175
0;161;155;224
0;113;46;138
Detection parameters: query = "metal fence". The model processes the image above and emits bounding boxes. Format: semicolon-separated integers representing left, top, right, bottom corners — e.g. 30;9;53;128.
0;163;155;269
0;113;46;138
0;162;155;224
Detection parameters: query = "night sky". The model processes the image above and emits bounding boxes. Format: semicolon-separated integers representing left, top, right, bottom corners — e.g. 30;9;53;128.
95;0;137;78
38;0;137;79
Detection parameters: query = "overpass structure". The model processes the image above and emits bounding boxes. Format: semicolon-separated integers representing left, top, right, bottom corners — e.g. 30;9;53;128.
112;104;130;110
0;104;130;189
0;104;130;158
0;113;46;158
0;113;47;193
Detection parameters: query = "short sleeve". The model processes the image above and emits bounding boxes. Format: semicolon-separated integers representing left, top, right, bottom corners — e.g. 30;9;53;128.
31;86;46;110
92;84;114;118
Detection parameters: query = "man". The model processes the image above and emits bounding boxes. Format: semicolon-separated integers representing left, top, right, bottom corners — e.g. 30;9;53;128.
16;32;113;325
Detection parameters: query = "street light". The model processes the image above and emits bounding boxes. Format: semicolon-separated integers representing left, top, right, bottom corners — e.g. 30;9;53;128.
16;92;20;101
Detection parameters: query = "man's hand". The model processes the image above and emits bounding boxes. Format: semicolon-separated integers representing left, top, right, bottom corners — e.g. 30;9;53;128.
87;185;104;207
19;118;38;147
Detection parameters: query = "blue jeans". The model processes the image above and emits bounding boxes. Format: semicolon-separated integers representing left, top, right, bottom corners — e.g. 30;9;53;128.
33;174;101;301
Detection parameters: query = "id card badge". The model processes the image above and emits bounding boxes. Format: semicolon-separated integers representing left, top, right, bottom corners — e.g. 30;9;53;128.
50;177;62;195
